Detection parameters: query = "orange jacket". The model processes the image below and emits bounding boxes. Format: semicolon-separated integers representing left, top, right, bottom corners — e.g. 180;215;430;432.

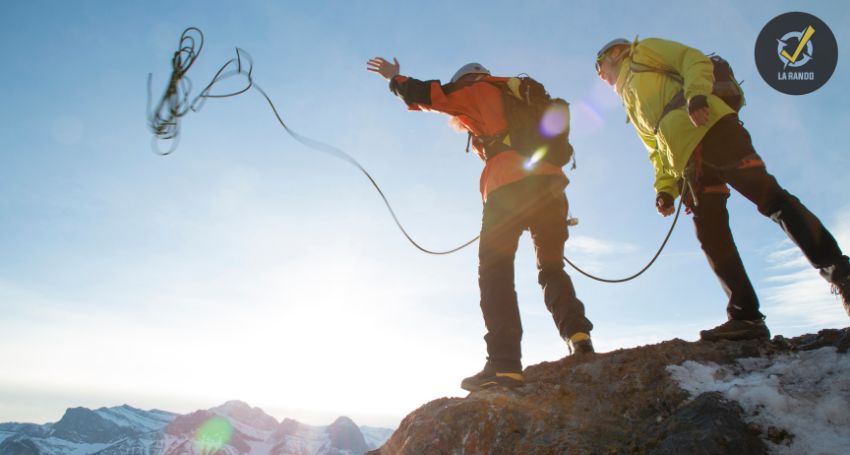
389;74;566;201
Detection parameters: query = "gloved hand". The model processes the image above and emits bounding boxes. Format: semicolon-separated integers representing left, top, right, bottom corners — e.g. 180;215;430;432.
688;95;710;127
367;57;400;80
656;192;675;217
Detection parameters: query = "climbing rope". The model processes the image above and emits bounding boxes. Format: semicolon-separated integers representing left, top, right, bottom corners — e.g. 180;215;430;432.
147;27;682;276
147;27;477;255
562;181;687;283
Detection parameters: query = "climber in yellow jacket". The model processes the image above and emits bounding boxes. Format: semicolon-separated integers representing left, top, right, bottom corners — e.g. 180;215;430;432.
596;37;850;341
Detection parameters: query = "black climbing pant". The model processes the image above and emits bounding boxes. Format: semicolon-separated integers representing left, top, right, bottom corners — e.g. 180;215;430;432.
478;175;593;372
686;114;850;320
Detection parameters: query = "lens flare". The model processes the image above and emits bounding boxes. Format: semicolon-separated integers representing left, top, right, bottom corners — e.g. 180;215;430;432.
524;146;549;170
194;416;234;453
563;100;606;138
539;104;570;138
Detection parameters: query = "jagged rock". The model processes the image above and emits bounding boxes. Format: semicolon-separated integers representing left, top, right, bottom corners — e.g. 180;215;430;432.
0;436;42;455
790;327;850;352
646;392;766;454
327;416;370;454
765;425;794;445
371;329;850;454
51;407;136;444
0;423;51;439
163;409;217;437
163;409;254;454
212;400;280;432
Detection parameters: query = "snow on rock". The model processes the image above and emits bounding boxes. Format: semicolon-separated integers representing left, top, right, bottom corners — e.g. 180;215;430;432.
211;401;279;432
327;416;370;454
360;427;394;450
668;346;850;455
94;404;175;432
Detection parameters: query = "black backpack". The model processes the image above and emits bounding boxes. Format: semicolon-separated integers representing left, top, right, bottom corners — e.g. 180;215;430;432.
470;76;574;168
631;53;745;133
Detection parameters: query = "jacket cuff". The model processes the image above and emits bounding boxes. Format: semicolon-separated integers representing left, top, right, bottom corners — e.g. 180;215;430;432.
655;180;680;199
687;95;708;114
388;75;401;93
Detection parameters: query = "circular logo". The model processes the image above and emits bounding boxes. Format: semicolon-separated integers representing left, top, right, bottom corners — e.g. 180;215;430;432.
755;12;838;95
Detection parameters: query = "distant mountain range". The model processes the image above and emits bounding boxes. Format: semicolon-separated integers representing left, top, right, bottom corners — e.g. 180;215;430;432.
0;400;394;455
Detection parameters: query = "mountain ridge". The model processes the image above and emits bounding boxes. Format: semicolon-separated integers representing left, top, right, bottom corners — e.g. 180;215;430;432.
0;400;393;455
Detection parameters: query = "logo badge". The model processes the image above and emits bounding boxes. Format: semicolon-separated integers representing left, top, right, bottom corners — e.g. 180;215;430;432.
755;12;838;95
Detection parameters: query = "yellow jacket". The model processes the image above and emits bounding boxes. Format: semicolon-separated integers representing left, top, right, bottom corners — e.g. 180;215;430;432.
615;38;735;197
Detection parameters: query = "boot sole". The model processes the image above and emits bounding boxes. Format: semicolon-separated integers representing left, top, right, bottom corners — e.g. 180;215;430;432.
461;377;523;393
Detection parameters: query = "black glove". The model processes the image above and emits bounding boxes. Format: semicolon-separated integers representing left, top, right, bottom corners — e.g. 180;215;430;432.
687;95;708;114
656;192;675;215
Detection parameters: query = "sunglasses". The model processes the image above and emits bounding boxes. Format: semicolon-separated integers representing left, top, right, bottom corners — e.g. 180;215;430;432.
595;52;607;74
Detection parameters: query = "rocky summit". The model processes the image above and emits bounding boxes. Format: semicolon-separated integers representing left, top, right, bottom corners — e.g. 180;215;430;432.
372;328;850;455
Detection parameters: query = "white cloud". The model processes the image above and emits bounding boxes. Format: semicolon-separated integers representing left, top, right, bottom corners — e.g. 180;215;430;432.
759;207;850;332
563;234;641;275
566;235;639;256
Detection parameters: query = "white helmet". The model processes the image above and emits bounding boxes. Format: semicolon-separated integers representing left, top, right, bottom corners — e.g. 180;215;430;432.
451;62;491;83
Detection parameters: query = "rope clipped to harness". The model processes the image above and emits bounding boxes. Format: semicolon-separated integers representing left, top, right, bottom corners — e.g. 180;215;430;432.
147;27;479;255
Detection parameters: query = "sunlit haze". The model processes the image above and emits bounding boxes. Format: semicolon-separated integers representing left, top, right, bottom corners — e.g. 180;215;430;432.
1;0;848;428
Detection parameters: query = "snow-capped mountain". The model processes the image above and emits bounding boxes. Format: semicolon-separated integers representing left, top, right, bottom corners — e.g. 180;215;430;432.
0;401;393;455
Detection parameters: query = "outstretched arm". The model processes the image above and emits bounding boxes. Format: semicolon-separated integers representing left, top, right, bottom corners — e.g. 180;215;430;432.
366;56;470;117
367;56;437;110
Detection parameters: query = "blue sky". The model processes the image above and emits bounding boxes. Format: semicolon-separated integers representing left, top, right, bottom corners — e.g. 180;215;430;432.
1;1;848;428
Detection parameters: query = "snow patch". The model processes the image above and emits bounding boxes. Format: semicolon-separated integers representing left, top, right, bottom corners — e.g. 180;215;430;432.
361;425;394;450
33;436;110;455
278;425;328;454
94;405;173;432
667;347;850;454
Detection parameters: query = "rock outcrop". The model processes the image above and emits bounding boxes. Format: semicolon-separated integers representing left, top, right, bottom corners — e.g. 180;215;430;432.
372;328;850;454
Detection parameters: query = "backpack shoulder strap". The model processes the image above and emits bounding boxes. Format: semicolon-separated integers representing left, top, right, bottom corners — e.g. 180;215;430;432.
629;60;684;85
629;42;684;84
505;77;523;99
628;42;687;134
482;76;523;101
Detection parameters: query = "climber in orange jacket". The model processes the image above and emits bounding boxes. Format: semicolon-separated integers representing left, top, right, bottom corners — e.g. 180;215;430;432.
367;56;594;392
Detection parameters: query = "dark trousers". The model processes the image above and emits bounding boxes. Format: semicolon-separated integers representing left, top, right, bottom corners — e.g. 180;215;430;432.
478;175;593;372
686;115;850;320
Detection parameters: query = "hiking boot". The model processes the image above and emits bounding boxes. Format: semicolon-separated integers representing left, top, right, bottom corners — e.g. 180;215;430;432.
700;319;770;342
460;365;523;392
831;278;850;316
567;332;595;355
